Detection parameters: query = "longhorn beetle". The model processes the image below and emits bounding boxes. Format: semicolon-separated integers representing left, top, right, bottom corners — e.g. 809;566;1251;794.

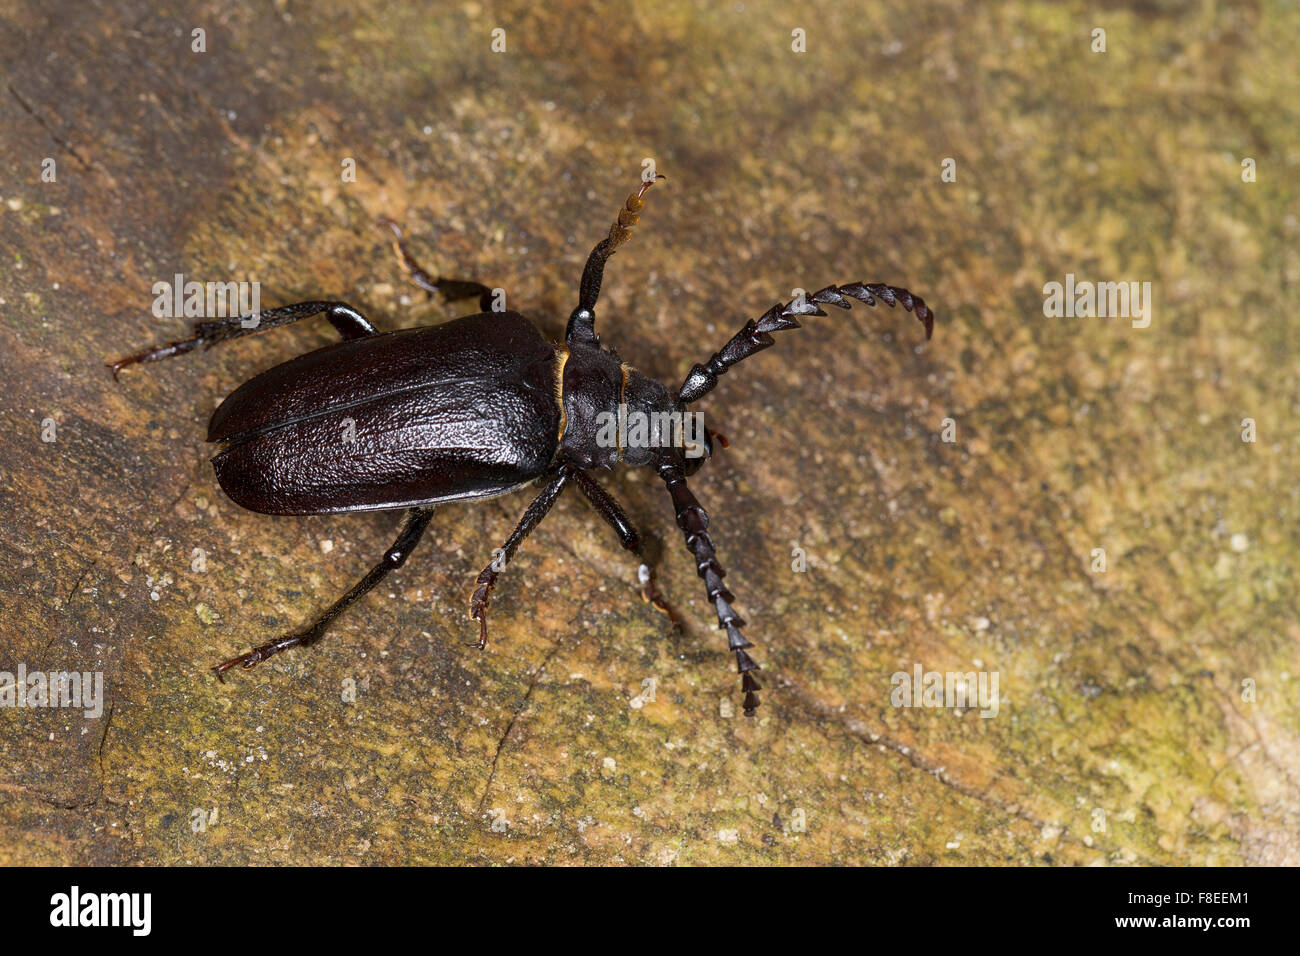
110;173;934;716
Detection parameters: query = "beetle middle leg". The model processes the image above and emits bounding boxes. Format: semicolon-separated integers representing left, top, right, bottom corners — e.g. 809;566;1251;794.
109;301;379;378
569;469;680;629
379;219;495;312
469;467;574;650
212;506;435;677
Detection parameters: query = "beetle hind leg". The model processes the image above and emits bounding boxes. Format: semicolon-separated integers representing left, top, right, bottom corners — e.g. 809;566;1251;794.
212;507;435;678
379;219;496;312
109;301;378;378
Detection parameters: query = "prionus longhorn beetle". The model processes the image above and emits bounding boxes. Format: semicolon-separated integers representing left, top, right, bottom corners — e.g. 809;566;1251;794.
111;173;934;717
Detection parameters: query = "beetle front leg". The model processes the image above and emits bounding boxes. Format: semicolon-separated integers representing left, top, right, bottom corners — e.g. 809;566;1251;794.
469;468;573;650
378;219;496;312
212;506;435;678
109;301;378;378
570;468;680;629
657;453;762;716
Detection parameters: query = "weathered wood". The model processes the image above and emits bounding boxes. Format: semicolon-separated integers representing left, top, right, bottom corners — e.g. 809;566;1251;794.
0;0;1295;864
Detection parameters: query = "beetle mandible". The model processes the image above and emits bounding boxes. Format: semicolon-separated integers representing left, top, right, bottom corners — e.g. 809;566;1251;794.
110;173;935;717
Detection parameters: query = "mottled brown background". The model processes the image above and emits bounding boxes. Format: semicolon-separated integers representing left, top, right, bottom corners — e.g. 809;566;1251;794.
0;0;1295;865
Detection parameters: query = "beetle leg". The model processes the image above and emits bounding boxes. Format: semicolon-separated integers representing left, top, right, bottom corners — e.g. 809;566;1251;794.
677;282;934;404
565;173;663;347
212;506;435;678
569;469;680;630
378;219;496;312
109;301;378;378
469;468;573;650
656;453;762;717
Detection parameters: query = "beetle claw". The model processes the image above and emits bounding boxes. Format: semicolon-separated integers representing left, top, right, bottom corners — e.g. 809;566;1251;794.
638;564;682;632
212;648;260;677
465;599;489;649
211;633;301;677
466;615;489;650
468;568;498;650
212;656;246;678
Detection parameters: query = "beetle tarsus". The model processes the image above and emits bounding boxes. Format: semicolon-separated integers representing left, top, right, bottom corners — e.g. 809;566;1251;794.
639;564;683;632
468;570;495;650
378;217;495;311
212;633;304;676
108;336;205;378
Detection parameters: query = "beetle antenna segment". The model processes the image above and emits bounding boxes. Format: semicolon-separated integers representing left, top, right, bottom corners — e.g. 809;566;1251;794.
677;282;934;405
657;453;762;716
565;173;664;347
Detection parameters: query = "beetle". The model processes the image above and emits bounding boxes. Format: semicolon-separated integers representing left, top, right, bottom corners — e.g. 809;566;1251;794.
110;174;934;716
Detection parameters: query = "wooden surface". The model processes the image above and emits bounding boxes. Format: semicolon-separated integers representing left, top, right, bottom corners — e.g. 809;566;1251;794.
0;0;1296;865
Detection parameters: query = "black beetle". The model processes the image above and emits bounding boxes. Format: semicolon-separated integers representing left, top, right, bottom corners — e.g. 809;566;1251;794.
111;174;934;716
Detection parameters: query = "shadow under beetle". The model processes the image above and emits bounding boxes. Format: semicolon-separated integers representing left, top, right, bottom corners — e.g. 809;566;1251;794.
110;174;934;717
